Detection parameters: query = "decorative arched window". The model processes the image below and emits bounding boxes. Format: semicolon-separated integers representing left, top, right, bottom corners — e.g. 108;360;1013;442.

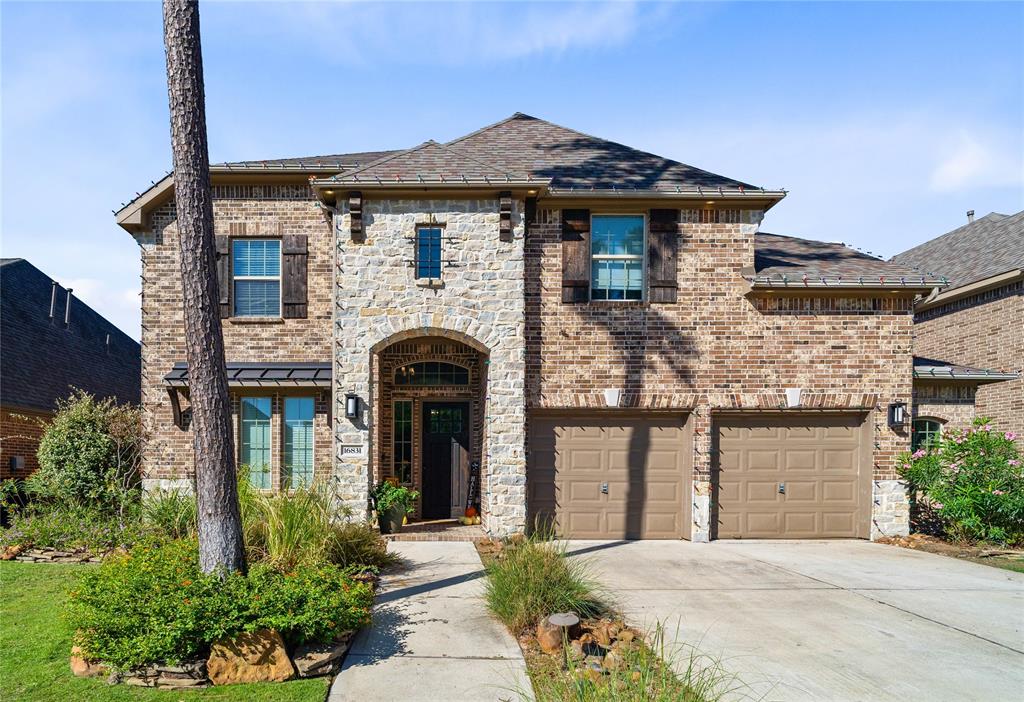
394;361;469;386
911;418;943;451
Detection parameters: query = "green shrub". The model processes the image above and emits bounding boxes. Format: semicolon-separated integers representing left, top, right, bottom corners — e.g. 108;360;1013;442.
65;538;374;670
484;537;605;633
372;481;419;514
899;418;1023;545
30;391;143;511
141;488;197;540
0;503;145;553
238;478;395;571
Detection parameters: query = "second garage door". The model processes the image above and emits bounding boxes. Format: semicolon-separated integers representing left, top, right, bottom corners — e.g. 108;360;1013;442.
714;414;871;539
528;414;691;539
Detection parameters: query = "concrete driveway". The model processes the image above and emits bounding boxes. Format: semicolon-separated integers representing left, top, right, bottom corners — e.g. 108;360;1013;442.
566;540;1024;701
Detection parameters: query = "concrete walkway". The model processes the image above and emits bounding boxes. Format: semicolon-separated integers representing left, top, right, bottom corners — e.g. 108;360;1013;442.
329;541;531;702
567;539;1024;701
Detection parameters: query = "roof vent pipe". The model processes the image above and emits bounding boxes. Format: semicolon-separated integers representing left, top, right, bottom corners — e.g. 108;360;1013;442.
64;288;73;326
967;210;975;223
48;281;58;320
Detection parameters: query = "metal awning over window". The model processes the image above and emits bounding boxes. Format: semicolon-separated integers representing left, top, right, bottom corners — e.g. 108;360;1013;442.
164;362;332;388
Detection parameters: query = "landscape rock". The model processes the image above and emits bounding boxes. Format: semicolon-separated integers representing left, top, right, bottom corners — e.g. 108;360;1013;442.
207;629;294;685
603;648;625;671
291;634;353;677
1;544;24;560
70;646;106;677
537;613;579;654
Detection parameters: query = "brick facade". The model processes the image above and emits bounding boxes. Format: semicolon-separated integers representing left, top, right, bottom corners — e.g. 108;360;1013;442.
0;407;50;480
913;282;1023;434
136;185;333;489
526;207;915;539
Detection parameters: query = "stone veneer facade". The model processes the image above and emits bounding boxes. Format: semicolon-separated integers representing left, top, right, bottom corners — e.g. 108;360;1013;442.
134;187;914;540
332;198;527;536
913;281;1023;435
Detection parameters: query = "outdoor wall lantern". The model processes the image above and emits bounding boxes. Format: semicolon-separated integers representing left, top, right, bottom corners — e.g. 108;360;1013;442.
887;402;907;428
345;393;360;420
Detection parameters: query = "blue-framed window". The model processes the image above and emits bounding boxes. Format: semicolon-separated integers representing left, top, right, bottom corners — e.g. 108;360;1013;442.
591;215;644;301
416;227;443;279
240;397;272;489
284;397;315;489
233;239;281;316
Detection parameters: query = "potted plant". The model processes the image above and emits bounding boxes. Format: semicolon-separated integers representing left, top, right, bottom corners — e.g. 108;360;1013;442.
373;480;419;534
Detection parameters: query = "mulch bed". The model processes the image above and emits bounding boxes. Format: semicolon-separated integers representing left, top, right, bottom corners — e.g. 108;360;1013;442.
876;533;1024;572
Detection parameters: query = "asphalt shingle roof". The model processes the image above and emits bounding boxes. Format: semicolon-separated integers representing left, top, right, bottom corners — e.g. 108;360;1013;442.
890;210;1024;290
217;149;401;169
326;141;527;184
752;233;945;286
1;259;141;412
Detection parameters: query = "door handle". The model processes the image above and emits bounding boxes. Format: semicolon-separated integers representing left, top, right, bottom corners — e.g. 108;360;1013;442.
778;482;786;495
600;482;609;495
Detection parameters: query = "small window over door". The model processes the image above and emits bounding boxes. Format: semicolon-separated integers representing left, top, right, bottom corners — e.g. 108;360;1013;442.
240;397;272;488
912;418;942;451
394;361;469;386
284;397;315;488
416;227;443;279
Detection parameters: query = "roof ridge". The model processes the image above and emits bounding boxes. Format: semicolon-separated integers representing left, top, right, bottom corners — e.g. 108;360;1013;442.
326;138;526;182
443;112;535;148
324;141;437;181
892;209;1024;261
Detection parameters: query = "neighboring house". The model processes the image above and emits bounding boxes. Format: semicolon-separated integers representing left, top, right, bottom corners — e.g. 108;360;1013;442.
116;113;945;542
891;211;1023;446
0;259;142;479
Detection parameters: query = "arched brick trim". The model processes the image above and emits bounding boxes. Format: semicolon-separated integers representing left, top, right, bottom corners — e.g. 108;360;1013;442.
370;325;491;357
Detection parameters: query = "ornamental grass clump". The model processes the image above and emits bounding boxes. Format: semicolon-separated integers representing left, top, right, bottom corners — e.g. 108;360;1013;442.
64;538;374;670
484;536;605;633
899;418;1023;545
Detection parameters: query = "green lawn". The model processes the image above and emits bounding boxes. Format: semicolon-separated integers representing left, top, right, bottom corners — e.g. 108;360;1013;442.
0;562;330;702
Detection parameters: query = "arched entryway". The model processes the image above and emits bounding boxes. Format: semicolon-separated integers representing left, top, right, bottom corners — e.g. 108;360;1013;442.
373;334;488;520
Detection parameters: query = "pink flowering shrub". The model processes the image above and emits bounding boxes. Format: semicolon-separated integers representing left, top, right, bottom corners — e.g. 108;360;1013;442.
899;418;1023;545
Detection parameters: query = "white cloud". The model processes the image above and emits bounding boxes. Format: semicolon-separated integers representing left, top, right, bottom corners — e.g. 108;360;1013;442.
929;130;1022;192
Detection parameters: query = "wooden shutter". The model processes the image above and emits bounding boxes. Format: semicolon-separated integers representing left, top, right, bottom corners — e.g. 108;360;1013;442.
561;209;590;303
282;234;308;319
648;209;679;303
215;235;231;318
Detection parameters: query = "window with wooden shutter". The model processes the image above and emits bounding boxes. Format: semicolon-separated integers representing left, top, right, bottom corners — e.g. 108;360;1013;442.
648;209;679;303
282;234;308;319
561;209;590;303
215;235;231;318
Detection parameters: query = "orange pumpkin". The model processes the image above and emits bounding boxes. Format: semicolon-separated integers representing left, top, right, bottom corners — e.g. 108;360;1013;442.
465;506;478;518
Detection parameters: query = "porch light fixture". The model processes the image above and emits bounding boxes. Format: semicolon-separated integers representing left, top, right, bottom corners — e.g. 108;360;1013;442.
887;402;907;428
345;393;360;420
784;388;802;408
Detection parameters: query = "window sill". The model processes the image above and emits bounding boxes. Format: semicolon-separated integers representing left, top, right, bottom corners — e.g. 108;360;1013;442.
228;316;285;324
415;278;444;289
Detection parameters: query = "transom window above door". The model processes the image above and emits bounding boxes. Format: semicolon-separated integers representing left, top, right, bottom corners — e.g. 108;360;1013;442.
394;361;469;386
233;239;281;316
591;215;644;300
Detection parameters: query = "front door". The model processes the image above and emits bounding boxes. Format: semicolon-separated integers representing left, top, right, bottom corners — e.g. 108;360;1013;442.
421;402;470;519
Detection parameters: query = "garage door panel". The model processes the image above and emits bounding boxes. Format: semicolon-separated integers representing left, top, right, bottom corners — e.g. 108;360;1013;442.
715;414;868;539
528;415;691;539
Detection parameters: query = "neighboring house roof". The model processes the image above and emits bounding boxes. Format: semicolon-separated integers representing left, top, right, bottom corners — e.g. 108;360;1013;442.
164;362;331;388
0;259;141;412
890;210;1024;291
913;356;1019;384
323;141;530;185
750;233;946;289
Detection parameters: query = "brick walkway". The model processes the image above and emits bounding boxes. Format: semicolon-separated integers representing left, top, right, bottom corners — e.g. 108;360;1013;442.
384;518;487;542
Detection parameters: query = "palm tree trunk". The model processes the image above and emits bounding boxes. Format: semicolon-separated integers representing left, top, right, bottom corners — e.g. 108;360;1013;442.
162;0;246;575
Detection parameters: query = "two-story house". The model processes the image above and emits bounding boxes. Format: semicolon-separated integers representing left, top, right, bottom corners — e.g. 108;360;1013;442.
116;113;943;541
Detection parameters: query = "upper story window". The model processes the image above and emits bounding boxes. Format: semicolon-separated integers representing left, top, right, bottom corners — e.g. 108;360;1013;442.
912;418;942;451
416;226;443;279
233;239;281;317
591;215;644;301
395;361;469;386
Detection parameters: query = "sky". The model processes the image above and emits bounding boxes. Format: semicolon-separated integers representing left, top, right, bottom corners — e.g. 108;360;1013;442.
2;1;1022;340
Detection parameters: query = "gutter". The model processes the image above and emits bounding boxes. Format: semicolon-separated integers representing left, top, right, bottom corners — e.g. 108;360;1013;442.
913;369;1019;383
914;269;1023;312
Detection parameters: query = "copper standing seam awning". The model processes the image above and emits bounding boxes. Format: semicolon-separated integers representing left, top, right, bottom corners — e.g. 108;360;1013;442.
163;362;332;429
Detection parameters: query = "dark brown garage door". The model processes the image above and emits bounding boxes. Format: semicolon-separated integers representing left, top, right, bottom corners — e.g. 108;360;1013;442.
714;414;871;539
528;414;691;539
